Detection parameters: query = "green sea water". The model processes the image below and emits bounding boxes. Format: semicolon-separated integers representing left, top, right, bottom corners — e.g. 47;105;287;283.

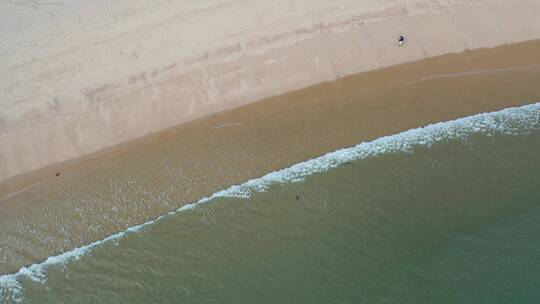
2;104;540;303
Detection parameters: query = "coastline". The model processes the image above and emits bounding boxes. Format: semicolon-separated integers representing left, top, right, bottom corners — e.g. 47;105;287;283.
2;102;539;298
1;39;540;273
2;39;540;202
2;0;540;192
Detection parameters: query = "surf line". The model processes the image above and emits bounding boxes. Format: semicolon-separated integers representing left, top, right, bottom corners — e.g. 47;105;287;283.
1;101;539;299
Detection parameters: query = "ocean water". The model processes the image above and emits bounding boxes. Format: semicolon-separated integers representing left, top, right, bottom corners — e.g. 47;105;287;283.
1;103;540;303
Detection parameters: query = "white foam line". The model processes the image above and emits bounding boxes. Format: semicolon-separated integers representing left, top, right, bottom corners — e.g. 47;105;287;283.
1;102;539;302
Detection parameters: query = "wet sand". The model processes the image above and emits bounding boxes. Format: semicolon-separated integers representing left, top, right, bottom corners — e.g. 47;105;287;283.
1;40;540;273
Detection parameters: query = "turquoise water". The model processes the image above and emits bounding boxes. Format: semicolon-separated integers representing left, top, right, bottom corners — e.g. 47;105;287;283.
2;103;540;303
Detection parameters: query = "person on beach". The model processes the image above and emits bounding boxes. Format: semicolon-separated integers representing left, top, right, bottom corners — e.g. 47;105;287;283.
398;35;405;46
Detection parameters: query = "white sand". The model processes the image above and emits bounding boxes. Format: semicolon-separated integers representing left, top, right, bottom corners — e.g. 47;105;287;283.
1;0;540;185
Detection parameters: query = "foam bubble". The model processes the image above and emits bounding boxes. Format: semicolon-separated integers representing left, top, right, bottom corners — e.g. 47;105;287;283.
1;102;539;302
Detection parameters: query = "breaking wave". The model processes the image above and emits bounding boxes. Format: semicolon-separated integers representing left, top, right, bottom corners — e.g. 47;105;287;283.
1;102;539;302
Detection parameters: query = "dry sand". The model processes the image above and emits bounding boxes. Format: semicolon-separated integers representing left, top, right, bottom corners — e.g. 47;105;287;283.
1;0;540;195
1;40;540;273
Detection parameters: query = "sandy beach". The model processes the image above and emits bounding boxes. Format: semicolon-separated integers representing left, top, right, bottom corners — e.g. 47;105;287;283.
2;0;540;280
0;39;540;274
3;2;540;302
2;0;540;197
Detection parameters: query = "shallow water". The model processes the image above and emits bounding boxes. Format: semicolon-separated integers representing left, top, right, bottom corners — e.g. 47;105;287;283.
3;58;540;278
1;103;539;303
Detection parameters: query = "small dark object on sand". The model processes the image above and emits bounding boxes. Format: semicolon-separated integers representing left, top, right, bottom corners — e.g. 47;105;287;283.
398;35;405;46
56;172;60;177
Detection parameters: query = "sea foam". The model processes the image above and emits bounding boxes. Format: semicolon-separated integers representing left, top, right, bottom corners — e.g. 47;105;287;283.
1;102;539;302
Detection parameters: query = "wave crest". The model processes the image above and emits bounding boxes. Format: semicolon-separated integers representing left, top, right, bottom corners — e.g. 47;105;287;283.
1;102;539;302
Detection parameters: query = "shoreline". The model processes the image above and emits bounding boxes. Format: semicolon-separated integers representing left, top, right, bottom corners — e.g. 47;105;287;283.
1;40;540;273
2;0;540;190
2;101;539;295
2;39;540;202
